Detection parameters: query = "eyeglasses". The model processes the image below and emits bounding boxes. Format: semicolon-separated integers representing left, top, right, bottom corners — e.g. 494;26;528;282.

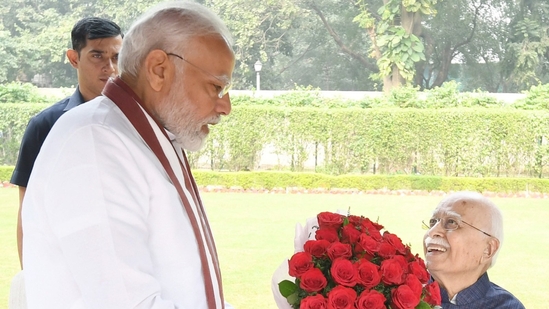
166;52;232;99
422;217;495;238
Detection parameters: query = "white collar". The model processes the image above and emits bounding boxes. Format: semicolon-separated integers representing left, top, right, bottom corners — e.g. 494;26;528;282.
450;292;458;305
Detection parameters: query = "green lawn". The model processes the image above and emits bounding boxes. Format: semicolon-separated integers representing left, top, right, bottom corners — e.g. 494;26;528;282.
1;188;548;308
0;188;18;309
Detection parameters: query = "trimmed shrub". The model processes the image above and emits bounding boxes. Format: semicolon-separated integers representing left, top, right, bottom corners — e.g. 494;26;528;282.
191;170;549;193
2;166;548;193
0;166;13;182
0;103;51;165
2;85;549;177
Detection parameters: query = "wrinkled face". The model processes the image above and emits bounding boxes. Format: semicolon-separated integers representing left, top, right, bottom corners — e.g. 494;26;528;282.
423;199;492;279
68;35;123;101
155;35;234;151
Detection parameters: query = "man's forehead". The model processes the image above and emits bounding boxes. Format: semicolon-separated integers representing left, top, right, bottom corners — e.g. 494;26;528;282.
433;198;486;218
83;36;123;50
431;208;462;218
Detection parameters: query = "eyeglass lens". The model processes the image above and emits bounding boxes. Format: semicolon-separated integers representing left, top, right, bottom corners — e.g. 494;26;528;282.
428;217;460;230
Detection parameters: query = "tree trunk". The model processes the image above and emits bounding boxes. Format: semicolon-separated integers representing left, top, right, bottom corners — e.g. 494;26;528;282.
381;5;423;92
385;66;404;92
432;43;453;87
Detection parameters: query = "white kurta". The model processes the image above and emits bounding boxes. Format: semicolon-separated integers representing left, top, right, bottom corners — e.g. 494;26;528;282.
22;95;217;308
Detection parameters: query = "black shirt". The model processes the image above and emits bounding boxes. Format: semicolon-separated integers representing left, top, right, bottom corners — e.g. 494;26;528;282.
10;88;85;187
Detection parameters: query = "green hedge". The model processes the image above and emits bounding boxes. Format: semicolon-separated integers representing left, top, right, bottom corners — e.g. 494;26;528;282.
192;171;549;193
2;166;547;193
188;106;549;177
0;166;13;183
2;95;549;178
0;103;51;165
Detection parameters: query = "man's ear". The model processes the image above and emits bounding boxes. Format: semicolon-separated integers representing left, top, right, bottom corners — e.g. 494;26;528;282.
484;237;500;259
66;49;79;69
144;50;172;92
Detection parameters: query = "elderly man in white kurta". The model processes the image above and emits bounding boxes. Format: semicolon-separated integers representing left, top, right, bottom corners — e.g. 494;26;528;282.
21;2;235;308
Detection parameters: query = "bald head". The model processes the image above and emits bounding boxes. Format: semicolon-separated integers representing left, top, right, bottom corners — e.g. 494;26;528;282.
437;191;504;261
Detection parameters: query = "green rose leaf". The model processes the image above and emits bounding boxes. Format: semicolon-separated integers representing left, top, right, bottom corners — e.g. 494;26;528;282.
279;280;298;298
415;300;433;309
286;292;300;305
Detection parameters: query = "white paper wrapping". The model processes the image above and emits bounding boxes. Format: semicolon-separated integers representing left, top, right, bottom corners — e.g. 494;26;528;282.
271;216;319;309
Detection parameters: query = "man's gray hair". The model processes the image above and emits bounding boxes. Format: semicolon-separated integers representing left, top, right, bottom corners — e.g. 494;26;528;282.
118;1;233;78
442;191;504;268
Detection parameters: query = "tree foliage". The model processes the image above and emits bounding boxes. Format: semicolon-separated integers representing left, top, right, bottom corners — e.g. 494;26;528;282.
352;0;435;91
501;0;549;91
0;0;547;92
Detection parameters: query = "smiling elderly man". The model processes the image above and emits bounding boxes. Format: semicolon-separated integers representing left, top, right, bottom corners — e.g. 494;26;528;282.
423;191;525;309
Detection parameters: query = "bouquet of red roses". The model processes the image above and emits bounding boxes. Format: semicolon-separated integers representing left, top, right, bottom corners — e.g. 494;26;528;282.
276;211;441;309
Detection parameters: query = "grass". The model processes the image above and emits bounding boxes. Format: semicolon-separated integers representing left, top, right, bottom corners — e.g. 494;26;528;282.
0;188;18;309
1;188;548;308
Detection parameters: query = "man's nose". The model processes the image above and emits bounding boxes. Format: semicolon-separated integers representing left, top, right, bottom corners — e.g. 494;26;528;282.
428;220;446;237
104;59;116;75
216;93;231;116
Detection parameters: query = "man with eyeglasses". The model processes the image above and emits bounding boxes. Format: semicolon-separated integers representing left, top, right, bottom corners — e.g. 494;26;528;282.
423;191;525;308
21;2;234;308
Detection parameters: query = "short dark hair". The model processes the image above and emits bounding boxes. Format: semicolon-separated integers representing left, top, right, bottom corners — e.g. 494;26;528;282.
71;17;123;53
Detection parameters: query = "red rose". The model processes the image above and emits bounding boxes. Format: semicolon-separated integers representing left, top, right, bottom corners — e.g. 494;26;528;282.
391;285;420;309
423;281;442;306
327;242;353;260
330;258;357;287
368;218;384;231
403;251;416;262
377;241;397;259
380;258;405;285
361;217;384;231
315;228;340;243
288;252;313;278
361;219;383;240
404;274;423;299
353;245;374;261
357;233;379;256
300;268;328;293
327;286;357;309
408;260;430;284
404;245;417;262
347;215;362;226
367;227;383;241
355;259;381;289
300;294;328;309
341;224;362;244
392;255;408;269
355;289;387;309
383;232;407;255
304;239;331;258
317;212;344;230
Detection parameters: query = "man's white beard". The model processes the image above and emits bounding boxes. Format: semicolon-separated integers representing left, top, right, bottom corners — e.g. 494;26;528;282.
155;85;219;152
